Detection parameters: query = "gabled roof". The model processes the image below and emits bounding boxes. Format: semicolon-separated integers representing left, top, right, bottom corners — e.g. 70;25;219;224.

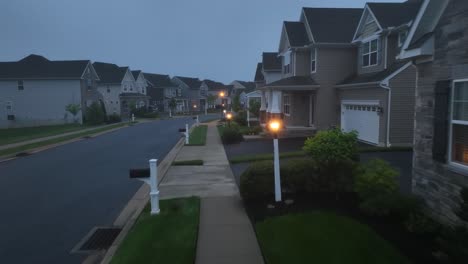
237;81;256;92
284;21;309;47
302;8;363;43
254;63;264;82
93;62;128;84
262;52;282;71
174;76;202;89
0;54;90;80
266;76;318;87
144;73;175;87
367;1;423;29
338;61;411;86
131;70;142;80
203;79;225;91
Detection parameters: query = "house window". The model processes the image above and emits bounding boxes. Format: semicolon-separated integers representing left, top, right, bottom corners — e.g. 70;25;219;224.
177;88;182;96
17;81;24;90
362;39;379;67
124;85;127;91
283;95;291;116
6;101;13;111
283;51;292;74
311;48;317;73
450;80;468;168
398;31;408;47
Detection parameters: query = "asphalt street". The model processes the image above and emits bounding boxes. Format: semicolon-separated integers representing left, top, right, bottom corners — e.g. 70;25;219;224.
0;115;216;264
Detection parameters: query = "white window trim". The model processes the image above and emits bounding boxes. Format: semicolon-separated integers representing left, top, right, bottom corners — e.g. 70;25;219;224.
284;51;292;74
448;78;468;172
398;31;408;48
283;94;291;116
362;38;379;68
311;48;317;74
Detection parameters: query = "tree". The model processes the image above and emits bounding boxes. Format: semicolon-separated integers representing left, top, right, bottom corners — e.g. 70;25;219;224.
249;99;261;117
85;102;105;125
232;94;241;112
65;103;81;123
168;98;177;117
207;94;217;109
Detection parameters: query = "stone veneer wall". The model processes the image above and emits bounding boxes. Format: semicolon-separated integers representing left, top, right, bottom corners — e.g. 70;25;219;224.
412;0;468;224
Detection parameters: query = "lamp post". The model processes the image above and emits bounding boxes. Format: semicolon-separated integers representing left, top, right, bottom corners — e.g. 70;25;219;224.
219;91;225;118
269;120;282;202
226;113;232;127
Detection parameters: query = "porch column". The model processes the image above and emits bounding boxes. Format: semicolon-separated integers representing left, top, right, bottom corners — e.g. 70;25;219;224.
266;89;273;122
270;90;282;120
260;91;267;124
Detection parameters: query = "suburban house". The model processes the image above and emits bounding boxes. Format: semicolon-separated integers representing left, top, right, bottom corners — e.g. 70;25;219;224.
400;0;468;224
229;80;256;109
202;79;227;108
131;70;148;95
93;62;149;118
258;8;363;136
337;1;422;146
172;76;205;112
256;52;282;123
144;73;180;113
0;54;102;128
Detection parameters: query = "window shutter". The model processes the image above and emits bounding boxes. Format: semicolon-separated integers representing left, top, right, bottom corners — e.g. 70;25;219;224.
432;80;451;163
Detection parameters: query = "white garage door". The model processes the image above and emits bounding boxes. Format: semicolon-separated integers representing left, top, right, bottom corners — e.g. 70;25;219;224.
341;101;380;145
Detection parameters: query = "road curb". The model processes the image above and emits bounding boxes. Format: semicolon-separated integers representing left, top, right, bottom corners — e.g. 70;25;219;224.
0;122;142;164
93;135;187;264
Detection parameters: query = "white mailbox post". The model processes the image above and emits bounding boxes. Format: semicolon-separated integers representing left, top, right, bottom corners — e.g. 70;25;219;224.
185;123;189;144
129;159;160;215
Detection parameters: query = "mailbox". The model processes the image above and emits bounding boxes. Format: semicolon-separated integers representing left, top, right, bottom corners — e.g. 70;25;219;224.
129;168;150;178
179;128;187;132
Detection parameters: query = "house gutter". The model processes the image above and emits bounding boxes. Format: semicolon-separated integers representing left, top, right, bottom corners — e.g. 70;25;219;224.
379;82;392;147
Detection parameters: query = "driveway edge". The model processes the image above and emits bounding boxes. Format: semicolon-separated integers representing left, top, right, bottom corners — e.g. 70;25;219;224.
92;136;186;264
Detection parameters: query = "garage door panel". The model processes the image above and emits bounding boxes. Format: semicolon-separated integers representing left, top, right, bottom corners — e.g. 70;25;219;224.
341;103;380;145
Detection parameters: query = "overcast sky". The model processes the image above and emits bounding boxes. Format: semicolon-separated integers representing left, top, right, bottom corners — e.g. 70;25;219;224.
0;0;404;83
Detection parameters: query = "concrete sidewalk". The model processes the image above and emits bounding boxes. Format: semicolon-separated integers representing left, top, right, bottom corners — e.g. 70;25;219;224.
160;122;264;264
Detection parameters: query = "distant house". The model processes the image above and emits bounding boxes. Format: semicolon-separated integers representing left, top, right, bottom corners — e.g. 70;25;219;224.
93;62;149;118
131;70;148;95
0;54;102;128
144;73;180;112
230;80;256;109
256;53;282;123
172;76;205;112
202;79;227;108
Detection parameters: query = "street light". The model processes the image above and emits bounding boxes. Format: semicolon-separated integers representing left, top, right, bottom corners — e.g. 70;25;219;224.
219;91;225;97
269;119;282;202
226;112;233;127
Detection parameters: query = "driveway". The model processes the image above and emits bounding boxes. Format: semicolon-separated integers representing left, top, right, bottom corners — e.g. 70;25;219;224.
0;115;218;264
225;138;413;194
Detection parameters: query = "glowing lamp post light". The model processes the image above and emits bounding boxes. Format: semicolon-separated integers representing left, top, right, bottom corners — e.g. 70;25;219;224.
269;120;282;202
226;113;233;127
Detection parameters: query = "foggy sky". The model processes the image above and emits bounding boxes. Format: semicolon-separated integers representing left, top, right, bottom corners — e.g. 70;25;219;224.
0;0;404;83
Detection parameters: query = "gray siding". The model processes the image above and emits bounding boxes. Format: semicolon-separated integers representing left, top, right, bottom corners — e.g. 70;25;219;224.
338;86;389;146
388;65;417;146
283;91;313;127
386;35;400;67
361;20;380;38
294;50;310;76
413;0;468;224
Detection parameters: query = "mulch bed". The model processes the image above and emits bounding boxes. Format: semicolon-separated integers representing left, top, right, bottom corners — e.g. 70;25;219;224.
245;193;440;264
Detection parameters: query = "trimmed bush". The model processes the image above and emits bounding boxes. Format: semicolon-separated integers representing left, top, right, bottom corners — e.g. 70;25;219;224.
221;126;244;144
281;158;319;193
359;193;422;217
240;161;275;201
457;187;468;222
85;102;106;125
355;159;399;200
405;212;441;236
107;114;122;124
234;111;248;126
437;226;468;264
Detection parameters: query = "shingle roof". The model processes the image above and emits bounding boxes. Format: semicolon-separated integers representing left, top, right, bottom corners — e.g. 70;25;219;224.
174;76;202;89
0;54;89;80
368;1;422;29
237;81;256;92
303;8;363;43
266;76;318;87
203;79;225;91
255;63;264;82
131;70;141;80
339;61;410;85
262;52;282;71
144;73;175;87
284;21;309;47
93;62;128;84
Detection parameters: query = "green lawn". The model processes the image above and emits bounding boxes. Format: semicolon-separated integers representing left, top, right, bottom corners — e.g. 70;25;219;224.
256;212;411;264
0;123;126;157
172;160;204;166
0;124;88;146
187;125;208;145
111;197;200;264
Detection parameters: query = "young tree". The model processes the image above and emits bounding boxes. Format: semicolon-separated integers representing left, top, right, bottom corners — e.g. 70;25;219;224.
168;98;177;117
249;100;261;117
232;94;241;112
65;103;81;123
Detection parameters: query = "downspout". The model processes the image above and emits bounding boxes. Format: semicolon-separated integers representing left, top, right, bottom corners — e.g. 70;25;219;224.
380;82;391;147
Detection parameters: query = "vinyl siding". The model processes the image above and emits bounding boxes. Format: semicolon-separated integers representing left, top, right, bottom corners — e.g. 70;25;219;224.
283;91;314;127
97;84;122;115
388;65;417;146
361;21;380;38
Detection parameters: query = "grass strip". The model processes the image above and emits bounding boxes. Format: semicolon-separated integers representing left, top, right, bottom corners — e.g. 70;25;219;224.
186;125;208;146
256;212;410;264
111;197;200;264
172;160;204;166
0;123;126;157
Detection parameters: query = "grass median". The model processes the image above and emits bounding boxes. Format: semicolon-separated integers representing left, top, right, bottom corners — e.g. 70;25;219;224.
256;212;410;264
186;125;208;146
111;197;200;264
0;123;127;157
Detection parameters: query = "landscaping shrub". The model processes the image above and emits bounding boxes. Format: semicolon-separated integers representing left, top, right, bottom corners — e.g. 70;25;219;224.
281;158;319;193
240;161;275;201
355;159;399;200
221;126;244;144
234;110;248;126
405;212;441;236
107;114;121;124
456;187;468;222
437;226;468;264
85;102;106;125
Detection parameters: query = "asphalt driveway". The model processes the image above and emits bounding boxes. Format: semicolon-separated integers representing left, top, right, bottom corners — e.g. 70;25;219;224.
0;114;218;264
